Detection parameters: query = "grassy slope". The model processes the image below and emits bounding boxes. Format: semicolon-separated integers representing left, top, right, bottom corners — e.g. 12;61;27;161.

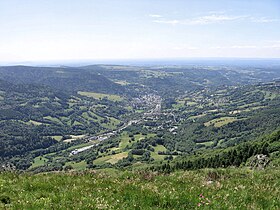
30;157;48;169
204;117;237;127
0;168;279;209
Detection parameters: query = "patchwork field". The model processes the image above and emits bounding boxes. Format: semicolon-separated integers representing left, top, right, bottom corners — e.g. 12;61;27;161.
92;132;159;166
204;117;238;127
78;91;123;102
30;157;48;169
93;152;129;165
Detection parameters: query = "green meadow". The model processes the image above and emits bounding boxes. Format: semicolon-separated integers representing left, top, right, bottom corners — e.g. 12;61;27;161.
78;91;123;102
0;168;279;209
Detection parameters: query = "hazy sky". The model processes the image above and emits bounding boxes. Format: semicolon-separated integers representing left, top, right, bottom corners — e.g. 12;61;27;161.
0;0;280;63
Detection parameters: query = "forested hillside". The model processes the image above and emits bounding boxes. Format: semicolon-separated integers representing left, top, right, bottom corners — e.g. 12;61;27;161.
153;129;280;173
0;77;130;169
0;66;124;94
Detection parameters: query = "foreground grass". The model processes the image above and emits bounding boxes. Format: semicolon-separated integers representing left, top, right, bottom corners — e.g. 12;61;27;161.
0;168;279;209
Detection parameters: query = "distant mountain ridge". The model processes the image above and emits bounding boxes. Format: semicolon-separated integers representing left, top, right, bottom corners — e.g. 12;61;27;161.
0;65;124;94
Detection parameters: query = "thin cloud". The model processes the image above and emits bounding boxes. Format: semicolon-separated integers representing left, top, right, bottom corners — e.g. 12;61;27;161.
150;13;279;25
208;10;226;15
152;14;247;25
231;45;280;49
148;14;162;18
173;46;199;50
231;45;258;49
153;19;179;25
211;44;280;49
266;40;280;43
250;17;279;23
265;45;280;49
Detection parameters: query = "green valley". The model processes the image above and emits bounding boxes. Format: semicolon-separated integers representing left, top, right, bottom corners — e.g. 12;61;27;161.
0;63;279;209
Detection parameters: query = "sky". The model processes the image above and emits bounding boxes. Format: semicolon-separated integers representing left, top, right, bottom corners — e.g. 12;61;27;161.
0;0;280;64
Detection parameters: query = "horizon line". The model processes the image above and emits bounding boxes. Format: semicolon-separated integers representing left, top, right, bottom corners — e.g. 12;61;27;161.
1;57;280;67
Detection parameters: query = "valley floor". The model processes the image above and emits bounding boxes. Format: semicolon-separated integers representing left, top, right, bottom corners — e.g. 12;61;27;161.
0;168;279;209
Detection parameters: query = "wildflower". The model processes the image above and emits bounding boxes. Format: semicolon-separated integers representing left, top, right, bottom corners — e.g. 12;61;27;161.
198;193;211;207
